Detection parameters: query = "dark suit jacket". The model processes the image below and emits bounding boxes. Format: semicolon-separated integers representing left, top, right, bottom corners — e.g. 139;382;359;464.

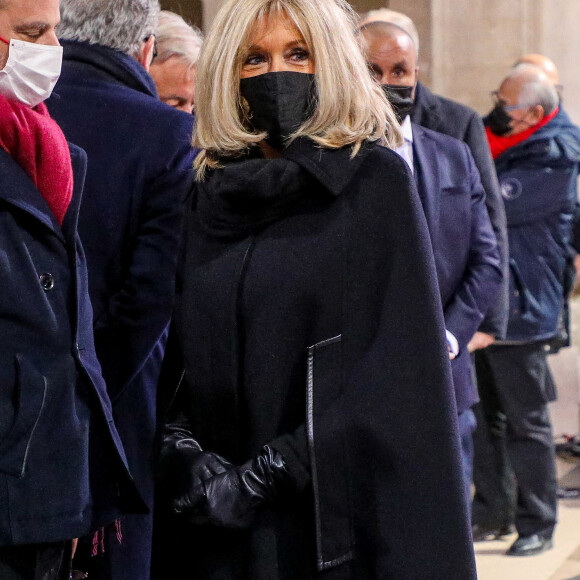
412;82;508;339
47;41;196;508
412;124;503;412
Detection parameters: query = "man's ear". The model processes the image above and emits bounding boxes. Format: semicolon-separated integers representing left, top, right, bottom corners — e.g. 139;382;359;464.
137;35;156;72
530;104;545;124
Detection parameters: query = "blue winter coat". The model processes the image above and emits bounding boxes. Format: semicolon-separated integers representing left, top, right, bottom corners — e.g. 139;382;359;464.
0;144;143;546
495;110;580;341
46;41;196;509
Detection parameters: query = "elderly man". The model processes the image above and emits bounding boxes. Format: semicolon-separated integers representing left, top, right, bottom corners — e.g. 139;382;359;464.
149;10;203;114
0;0;143;578
472;65;580;556
46;1;196;578
515;54;561;93
360;21;502;511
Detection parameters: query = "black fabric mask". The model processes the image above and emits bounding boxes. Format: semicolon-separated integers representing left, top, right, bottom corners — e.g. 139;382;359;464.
240;71;316;149
484;104;513;136
381;84;415;122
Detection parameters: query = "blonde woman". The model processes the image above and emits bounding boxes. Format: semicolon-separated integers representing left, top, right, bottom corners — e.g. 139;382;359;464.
155;0;476;578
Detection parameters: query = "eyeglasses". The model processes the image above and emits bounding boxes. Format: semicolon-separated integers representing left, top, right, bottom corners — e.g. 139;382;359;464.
490;90;525;111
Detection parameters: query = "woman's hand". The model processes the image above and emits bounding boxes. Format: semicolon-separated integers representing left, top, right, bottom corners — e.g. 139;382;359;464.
175;445;294;529
158;430;232;511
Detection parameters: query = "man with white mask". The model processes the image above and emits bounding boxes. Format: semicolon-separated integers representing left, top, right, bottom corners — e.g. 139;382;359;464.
0;1;143;578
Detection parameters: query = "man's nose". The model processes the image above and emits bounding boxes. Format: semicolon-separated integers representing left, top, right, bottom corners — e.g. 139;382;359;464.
44;30;60;47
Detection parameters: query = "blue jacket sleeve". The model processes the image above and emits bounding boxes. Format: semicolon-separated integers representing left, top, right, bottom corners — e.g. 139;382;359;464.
443;147;503;349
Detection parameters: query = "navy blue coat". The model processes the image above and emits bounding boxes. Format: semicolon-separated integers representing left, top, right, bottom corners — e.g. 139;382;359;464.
47;41;196;509
412;124;502;412
494;110;580;342
412;82;509;339
0;145;143;546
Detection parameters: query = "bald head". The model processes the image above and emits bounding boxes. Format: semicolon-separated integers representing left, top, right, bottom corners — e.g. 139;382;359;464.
515;54;559;85
360;21;418;90
360;8;419;56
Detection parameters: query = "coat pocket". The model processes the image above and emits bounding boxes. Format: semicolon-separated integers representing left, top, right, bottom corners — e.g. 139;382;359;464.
0;355;48;478
307;335;354;572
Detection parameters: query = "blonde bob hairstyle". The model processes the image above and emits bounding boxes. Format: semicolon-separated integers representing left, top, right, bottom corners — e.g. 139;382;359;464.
193;0;402;178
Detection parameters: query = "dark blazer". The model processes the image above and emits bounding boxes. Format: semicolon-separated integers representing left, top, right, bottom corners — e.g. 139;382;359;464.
412;81;509;338
0;145;143;546
158;139;476;579
47;41;196;510
412;124;502;412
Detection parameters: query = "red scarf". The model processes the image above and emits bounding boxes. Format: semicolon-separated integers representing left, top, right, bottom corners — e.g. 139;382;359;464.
486;107;559;160
0;94;73;225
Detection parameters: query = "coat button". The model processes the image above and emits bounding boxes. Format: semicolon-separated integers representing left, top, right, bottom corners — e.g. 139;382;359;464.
39;273;55;291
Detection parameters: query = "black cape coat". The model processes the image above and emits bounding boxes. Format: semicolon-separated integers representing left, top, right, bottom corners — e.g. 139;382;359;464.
156;139;476;579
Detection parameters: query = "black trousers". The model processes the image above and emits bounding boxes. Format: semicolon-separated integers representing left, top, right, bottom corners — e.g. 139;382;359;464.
471;342;558;538
0;542;72;580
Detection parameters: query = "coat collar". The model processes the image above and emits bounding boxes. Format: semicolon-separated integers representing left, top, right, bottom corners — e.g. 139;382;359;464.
411;82;444;132
0;143;86;243
283;138;375;196
58;40;158;99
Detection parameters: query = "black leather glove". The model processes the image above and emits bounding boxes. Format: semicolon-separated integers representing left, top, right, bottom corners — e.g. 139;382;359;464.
173;445;294;529
158;422;232;507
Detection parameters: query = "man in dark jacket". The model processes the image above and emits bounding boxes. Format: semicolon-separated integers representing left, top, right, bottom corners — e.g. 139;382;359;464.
361;21;503;509
46;1;196;578
472;64;580;556
0;0;143;578
360;8;509;349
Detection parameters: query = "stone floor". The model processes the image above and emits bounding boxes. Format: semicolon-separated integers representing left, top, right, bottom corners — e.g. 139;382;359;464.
475;461;580;580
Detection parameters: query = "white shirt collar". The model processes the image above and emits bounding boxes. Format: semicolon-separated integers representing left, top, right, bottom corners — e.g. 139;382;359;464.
401;115;413;144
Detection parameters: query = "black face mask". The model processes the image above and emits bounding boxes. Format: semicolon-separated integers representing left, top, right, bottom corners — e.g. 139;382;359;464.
240;71;316;149
381;84;415;122
485;104;513;136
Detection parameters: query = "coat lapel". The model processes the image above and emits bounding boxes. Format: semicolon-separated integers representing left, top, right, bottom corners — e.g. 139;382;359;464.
0;148;65;242
412;124;441;245
412;82;445;133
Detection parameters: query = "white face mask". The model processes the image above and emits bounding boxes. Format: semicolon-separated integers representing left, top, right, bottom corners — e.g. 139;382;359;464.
0;38;63;108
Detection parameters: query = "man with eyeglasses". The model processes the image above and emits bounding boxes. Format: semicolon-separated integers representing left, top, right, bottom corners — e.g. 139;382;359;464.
471;64;580;556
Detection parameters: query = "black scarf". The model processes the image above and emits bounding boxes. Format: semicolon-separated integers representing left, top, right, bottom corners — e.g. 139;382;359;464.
195;152;316;241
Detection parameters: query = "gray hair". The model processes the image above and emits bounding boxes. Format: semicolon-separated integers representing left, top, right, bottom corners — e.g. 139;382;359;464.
155;10;204;70
508;64;559;115
58;0;160;57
